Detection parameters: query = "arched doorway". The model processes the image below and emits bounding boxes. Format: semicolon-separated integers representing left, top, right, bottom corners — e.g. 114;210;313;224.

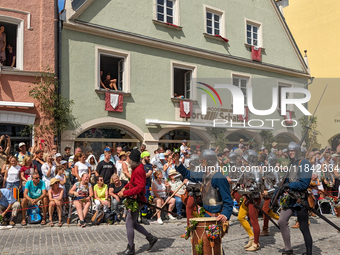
275;133;298;150
226;132;259;150
158;129;206;151
75;125;141;159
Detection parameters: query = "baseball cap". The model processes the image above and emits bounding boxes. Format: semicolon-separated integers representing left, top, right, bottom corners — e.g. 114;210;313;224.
182;140;187;143
141;151;150;158
331;153;339;158
159;153;165;160
19;142;26;147
54;153;62;158
223;148;230;153
60;160;67;165
261;147;266;150
282;149;288;153
104;147;111;152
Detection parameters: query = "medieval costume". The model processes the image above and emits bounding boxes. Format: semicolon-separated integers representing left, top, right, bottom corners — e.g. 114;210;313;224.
277;142;313;255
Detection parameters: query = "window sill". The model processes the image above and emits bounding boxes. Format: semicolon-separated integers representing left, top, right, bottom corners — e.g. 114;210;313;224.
244;43;265;51
0;67;40;77
203;33;229;42
95;88;131;97
152;20;182;30
171;98;197;104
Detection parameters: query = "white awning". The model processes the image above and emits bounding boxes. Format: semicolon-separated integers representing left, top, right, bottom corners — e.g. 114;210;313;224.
145;119;274;130
0;101;34;108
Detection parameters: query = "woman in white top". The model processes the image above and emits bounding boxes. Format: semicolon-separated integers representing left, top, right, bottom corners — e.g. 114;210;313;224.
116;151;126;179
41;153;56;191
3;156;21;189
163;154;174;180
151;170;176;224
120;151;132;181
86;154;98;185
74;153;91;182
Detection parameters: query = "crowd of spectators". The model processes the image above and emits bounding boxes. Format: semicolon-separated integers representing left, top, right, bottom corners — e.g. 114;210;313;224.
0;134;339;228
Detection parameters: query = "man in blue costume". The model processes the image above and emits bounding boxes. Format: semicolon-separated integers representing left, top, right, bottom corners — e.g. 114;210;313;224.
277;142;313;255
174;149;233;224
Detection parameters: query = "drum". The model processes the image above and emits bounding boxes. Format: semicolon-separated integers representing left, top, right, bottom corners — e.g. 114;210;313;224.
190;217;222;255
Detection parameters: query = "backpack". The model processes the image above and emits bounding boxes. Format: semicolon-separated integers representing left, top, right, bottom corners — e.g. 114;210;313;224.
27;205;42;224
103;211;116;224
91;210;105;225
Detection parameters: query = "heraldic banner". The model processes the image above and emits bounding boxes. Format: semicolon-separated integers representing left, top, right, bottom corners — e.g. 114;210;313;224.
180;101;193;118
105;92;123;112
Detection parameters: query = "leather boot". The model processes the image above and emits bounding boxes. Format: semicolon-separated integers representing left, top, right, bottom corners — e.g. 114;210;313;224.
282;249;294;255
146;233;158;251
117;244;135;255
291;222;299;228
260;227;269;236
244;236;254;249
245;243;260;251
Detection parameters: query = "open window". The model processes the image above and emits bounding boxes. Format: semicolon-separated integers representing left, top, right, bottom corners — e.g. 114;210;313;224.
173;68;192;99
172;61;196;100
0;17;23;70
96;47;130;93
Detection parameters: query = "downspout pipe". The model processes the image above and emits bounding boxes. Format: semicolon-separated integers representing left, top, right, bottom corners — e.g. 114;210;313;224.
304;76;314;110
54;0;60;149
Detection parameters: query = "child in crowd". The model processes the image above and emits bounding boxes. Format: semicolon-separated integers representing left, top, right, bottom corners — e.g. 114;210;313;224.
55;165;67;214
93;175;109;212
20;156;36;192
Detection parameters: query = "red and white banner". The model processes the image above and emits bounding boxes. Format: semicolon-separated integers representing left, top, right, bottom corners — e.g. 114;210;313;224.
285;111;293;124
105;92;123;112
238;106;249;122
251;46;262;62
180;101;193;118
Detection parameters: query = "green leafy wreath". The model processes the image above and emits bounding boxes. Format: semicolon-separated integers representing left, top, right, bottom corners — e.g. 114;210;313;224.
123;198;139;212
185;220;198;240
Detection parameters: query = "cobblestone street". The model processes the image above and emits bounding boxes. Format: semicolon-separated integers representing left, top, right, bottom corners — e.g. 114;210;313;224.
0;215;339;255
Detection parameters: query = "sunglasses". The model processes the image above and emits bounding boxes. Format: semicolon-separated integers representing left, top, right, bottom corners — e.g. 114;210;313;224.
33;177;40;180
98;179;104;182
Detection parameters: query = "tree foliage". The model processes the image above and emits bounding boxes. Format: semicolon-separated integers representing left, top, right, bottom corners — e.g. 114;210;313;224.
299;116;318;149
26;67;76;144
207;128;228;152
259;130;276;152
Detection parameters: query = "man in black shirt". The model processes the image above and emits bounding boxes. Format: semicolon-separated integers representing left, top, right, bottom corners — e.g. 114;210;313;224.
62;146;72;162
96;151;116;185
32;149;44;179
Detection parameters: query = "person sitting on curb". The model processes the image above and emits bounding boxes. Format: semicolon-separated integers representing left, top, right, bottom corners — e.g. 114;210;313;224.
94;175;109;212
0;188;21;226
21;172;48;226
48;178;64;227
69;173;93;228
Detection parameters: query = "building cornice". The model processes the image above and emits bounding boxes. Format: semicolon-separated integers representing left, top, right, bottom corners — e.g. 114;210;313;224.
63;20;310;79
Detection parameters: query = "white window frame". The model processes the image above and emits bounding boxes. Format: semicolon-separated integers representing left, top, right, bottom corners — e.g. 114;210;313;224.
245;18;263;47
171;61;197;100
153;0;180;26
0;15;24;70
204;5;225;37
277;81;294;111
95;46;130;93
231;72;252;106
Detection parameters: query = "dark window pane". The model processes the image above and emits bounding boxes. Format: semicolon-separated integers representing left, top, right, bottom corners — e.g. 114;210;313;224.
253;40;258;46
253;26;258;33
207;27;212;34
247;31;251;38
215;29;219;35
167;16;173;24
207;12;212;19
253;33;257;39
166;0;173;8
207;20;212;27
247;24;251;31
157;0;164;5
157;5;164;13
167;8;172;16
214;14;219;22
157;13;164;21
214;22;219;29
233;78;238;86
247;38;251;44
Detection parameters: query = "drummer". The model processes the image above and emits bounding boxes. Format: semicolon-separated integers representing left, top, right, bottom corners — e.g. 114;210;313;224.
174;149;233;225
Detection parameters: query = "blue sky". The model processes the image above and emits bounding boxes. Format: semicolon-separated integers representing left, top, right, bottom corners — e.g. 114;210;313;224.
58;0;65;12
